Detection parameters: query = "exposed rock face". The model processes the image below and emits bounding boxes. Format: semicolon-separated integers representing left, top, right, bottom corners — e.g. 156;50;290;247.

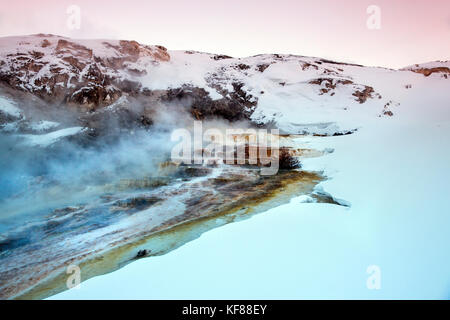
163;85;256;122
402;61;450;79
0;35;170;110
411;67;450;78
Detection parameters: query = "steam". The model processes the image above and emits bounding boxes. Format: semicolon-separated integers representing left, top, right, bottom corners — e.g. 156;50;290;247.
0;96;187;224
0;89;258;227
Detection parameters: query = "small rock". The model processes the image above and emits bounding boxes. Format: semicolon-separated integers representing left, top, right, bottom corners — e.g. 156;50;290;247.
136;249;148;258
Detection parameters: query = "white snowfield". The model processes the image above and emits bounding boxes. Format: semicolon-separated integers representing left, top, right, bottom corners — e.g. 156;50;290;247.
51;51;450;299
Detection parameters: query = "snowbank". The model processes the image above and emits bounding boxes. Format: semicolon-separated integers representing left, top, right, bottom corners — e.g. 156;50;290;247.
19;127;86;147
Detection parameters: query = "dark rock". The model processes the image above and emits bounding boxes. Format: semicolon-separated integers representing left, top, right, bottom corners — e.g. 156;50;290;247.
257;64;270;72
278;148;301;170
113;196;161;210
136;249;149;258
212;54;232;60
236;63;250;70
352;86;374;103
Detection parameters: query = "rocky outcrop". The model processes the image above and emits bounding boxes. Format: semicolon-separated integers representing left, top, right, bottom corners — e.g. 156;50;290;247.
402;61;450;79
163;84;257;122
352;85;376;103
410;67;450;78
3;34;447;140
0;35;170;110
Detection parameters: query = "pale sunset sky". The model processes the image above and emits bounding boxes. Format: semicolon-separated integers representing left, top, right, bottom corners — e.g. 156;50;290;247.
0;0;449;68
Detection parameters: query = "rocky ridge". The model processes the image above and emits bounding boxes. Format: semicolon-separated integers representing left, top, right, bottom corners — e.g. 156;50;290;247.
1;34;448;141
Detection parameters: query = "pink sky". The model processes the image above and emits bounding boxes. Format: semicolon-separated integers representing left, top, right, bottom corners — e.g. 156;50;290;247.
0;0;449;68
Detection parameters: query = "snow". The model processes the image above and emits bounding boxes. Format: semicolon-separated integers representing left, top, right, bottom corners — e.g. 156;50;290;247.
140;51;224;99
0;96;22;117
0;35;167;94
0;122;19;132
19;127;86;147
0;35;164;60
138;51;407;135
0;35;443;135
51;67;450;299
30;120;60;131
401;60;450;70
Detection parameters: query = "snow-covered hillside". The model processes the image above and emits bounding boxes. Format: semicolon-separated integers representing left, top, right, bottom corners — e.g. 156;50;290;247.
0;34;169;110
401;60;450;78
1;34;448;142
